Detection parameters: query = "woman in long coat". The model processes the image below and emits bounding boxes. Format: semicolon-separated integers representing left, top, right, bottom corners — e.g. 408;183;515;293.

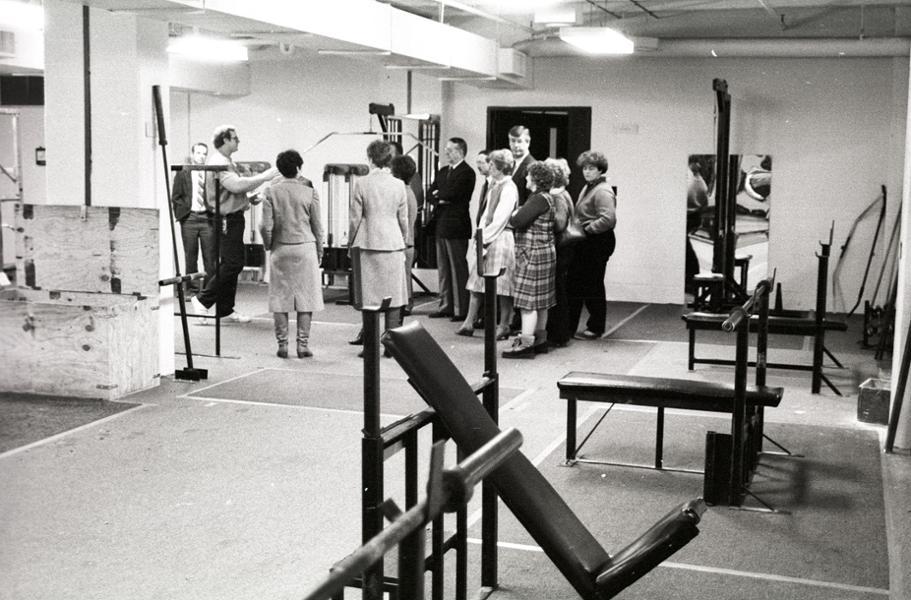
349;140;409;354
260;149;324;358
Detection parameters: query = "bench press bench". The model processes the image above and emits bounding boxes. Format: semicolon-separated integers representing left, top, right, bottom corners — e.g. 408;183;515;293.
557;372;783;472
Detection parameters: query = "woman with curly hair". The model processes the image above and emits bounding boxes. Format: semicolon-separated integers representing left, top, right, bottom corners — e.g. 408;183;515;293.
502;161;557;359
567;150;617;340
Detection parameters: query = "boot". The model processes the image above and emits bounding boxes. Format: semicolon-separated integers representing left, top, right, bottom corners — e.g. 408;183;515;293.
297;312;313;358
274;312;289;358
502;335;535;359
533;330;549;354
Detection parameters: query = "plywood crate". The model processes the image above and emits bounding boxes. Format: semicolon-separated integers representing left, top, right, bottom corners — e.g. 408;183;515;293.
0;288;159;399
0;204;160;400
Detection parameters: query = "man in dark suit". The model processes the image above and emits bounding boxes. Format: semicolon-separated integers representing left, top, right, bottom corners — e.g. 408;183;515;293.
428;137;475;320
171;142;213;294
509;125;535;206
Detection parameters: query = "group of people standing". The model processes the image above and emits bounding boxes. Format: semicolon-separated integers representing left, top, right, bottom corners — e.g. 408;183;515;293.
426;125;618;359
172;123;616;361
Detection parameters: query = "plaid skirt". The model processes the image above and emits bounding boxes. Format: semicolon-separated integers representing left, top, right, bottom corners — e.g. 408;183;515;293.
512;243;556;311
465;231;515;295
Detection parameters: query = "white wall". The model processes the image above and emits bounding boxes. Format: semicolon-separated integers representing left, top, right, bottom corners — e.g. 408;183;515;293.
171;53;442;188
443;56;907;309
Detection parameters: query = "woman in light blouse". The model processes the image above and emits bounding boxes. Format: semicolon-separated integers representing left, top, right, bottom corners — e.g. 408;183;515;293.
457;149;517;340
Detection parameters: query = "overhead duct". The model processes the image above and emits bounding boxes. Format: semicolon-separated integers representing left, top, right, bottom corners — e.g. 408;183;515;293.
514;37;911;58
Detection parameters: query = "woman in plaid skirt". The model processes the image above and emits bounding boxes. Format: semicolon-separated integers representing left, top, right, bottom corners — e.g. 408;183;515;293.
503;161;557;359
457;149;518;340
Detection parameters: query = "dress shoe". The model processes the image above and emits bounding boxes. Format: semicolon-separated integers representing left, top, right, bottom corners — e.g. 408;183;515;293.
575;329;600;340
450;315;466;322
348;330;364;346
495;326;511;341
297;347;313;358
276;344;288;359
455;326;474;337
502;335;536;359
428;311;453;319
473;319;485;330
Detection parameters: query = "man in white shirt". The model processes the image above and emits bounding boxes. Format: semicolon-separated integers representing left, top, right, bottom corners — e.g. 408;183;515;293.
191;125;278;323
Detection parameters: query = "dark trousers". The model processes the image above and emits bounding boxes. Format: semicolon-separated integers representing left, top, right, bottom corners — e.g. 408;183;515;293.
180;212;216;293
567;230;615;336
197;211;245;317
435;236;469;317
546;244;575;344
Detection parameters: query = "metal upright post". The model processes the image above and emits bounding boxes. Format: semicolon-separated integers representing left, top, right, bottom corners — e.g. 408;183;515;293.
812;237;831;394
729;312;749;507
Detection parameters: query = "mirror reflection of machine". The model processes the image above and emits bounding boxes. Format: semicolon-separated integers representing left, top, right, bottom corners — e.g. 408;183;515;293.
321;163;369;286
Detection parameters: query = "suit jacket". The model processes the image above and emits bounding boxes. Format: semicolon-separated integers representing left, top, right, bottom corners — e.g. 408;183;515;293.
349;168;408;251
429;160;475;239
512;153;535;206
171;169;193;222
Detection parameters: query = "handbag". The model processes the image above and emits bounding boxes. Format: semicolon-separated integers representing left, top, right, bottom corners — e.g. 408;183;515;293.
558;218;586;247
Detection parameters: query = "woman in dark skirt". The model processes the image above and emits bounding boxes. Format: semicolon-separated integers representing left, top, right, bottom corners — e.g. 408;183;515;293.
566;150;617;340
503;161;557;359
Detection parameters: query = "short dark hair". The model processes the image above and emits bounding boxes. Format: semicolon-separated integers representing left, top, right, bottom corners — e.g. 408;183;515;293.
212;125;236;149
391;155;417;183
191;142;208;153
276;149;303;178
367;140;393;168
449;137;468;157
478;149;490;156
576;150;609;173
527;161;555;191
508;125;530;140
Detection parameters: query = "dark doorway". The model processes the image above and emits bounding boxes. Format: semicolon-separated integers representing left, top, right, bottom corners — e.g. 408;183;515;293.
487;106;591;198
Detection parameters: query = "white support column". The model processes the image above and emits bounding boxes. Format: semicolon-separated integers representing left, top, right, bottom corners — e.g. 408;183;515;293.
44;1;175;377
891;51;911;451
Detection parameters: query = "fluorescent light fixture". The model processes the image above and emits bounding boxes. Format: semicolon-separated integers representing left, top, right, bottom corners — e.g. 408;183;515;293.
558;27;634;55
437;76;497;82
317;49;391;56
385;64;451;70
475;0;560;14
0;0;43;31
167;35;248;62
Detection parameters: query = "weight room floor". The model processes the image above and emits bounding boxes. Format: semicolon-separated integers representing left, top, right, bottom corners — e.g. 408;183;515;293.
1;282;909;600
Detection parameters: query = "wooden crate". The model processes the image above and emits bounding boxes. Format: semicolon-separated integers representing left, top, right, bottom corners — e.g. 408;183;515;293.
1;204;161;400
0;288;159;399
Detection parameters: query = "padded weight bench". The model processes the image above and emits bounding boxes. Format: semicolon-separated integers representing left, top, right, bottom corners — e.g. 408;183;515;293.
557;372;783;472
383;322;707;600
683;311;847;395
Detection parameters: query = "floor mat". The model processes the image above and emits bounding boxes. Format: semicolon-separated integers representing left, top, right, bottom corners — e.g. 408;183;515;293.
609;303;804;349
188;368;524;416
0;393;139;454
471;410;888;594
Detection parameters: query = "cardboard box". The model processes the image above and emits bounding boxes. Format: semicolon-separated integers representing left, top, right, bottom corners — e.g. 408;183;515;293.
857;378;890;425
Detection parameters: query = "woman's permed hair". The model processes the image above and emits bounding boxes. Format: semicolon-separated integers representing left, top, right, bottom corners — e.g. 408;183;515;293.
544;158;569;188
576;150;609;173
367;140;393;168
527;161;555;191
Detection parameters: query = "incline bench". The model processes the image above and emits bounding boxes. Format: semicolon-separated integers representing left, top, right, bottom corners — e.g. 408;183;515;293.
557;373;783;472
384;322;707;600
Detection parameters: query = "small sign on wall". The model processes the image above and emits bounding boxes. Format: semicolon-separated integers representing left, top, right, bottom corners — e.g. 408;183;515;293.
35;146;45;166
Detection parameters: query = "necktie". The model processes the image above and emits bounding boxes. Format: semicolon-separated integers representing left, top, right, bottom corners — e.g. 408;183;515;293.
193;171;205;211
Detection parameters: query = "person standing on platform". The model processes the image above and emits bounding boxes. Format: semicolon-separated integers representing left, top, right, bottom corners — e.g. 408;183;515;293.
567;150;617;340
171;142;213;294
191;125;278;324
260;150;324;359
350;140;409;357
471;148;491;330
428;137;475;321
509;126;535;206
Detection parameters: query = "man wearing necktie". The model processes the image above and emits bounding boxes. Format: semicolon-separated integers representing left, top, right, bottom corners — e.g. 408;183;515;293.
171;142;213;294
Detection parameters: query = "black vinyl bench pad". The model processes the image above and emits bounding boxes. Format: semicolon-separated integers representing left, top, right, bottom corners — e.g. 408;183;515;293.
558;372;783;411
683;311;847;335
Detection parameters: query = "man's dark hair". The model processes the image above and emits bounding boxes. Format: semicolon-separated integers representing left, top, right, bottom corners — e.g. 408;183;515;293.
276;149;303;178
449;137;468;157
191;142;208;154
212;125;236;149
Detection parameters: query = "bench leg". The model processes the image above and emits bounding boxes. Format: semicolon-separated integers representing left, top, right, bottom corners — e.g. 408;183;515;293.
565;399;577;464
655;407;664;469
688;329;696;371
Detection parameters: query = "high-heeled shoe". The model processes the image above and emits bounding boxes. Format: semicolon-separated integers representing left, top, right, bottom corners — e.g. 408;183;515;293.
455;326;474;337
495;326;511;341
